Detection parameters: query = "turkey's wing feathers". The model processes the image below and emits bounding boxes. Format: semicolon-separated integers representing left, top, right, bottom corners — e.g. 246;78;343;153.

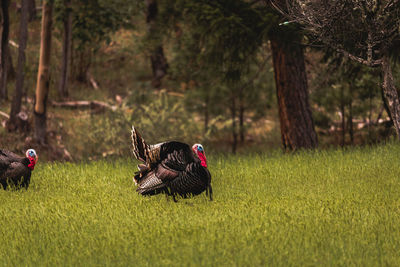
4;162;28;179
155;164;179;181
136;148;200;195
0;152;11;173
0;150;27;176
0;149;25;162
136;171;166;195
154;148;197;181
169;162;211;196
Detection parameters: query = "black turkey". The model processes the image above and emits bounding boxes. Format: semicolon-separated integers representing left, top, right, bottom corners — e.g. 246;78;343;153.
0;149;38;189
131;126;212;201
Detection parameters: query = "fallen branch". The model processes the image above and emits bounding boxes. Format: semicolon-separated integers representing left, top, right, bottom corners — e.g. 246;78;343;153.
51;100;116;112
87;72;100;90
0;110;10;119
9;40;19;48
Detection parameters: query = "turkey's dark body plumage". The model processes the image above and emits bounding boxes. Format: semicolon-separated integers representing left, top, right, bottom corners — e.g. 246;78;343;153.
131;127;212;201
0;149;32;189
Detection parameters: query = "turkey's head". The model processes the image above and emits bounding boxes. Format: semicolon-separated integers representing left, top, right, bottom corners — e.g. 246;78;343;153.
192;144;207;168
25;149;38;171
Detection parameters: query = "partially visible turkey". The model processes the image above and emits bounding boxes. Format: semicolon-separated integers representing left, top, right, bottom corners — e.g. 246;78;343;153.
131;126;212;201
0;149;38;189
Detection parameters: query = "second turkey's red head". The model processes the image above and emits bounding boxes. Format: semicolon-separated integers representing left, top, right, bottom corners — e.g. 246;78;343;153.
25;149;38;171
192;144;207;168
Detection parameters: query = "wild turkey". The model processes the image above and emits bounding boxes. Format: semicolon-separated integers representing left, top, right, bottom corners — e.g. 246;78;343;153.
131;126;212;201
0;149;38;189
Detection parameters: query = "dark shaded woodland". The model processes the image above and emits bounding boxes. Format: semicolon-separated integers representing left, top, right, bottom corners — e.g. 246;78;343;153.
0;0;399;160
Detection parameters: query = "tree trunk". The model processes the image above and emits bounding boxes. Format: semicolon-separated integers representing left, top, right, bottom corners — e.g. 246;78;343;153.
340;86;345;147
368;87;373;140
270;35;318;151
150;46;168;88
231;96;237;154
58;0;72;99
74;48;91;83
7;50;14;80
381;55;400;139
27;0;36;21
204;94;209;134
34;0;53;145
348;87;354;144
239;98;245;143
0;0;10;100
145;0;168;88
8;0;29;131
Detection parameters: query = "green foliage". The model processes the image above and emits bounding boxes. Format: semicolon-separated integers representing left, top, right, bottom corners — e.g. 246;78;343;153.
142;0;277;147
127;91;202;143
1;144;400;265
310;56;383;126
54;0;137;51
65;92;203;160
160;0;271;82
66;110;132;159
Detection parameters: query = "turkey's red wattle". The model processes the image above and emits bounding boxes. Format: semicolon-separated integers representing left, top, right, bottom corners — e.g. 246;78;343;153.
27;157;36;170
198;152;207;168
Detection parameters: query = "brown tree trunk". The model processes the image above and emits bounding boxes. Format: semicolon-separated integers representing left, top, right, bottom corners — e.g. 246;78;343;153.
348;87;354;144
340;86;345;147
7;50;14;80
381;55;400;139
150;46;168;88
74;48;91;83
270;35;318;151
27;0;36;21
146;0;168;88
204;94;209;134
58;0;72;99
34;0;53;145
231;95;237;153
8;0;29;131
0;0;10;100
239;98;245;143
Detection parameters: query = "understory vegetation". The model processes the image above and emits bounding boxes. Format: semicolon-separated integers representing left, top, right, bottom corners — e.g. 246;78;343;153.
1;1;399;159
1;143;399;266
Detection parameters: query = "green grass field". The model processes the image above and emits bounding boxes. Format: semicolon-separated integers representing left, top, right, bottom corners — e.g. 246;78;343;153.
1;144;400;266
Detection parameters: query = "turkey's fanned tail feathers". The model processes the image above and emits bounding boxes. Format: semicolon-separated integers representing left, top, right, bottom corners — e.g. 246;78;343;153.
131;126;161;164
131;126;149;162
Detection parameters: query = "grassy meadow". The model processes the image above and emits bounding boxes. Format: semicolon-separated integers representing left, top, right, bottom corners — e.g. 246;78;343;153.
1;143;400;266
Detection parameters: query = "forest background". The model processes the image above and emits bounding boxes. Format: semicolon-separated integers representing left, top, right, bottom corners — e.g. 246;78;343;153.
0;0;399;161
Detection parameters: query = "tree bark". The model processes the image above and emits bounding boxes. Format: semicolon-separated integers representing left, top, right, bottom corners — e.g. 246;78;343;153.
150;46;168;88
204;93;209;134
34;0;53;145
6;50;14;80
58;0;72;99
348;86;354;144
239;98;245;143
27;0;36;21
8;0;29;131
0;0;10;100
381;54;400;139
231;96;237;154
340;86;345;147
74;48;91;83
145;0;168;88
270;35;318;151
